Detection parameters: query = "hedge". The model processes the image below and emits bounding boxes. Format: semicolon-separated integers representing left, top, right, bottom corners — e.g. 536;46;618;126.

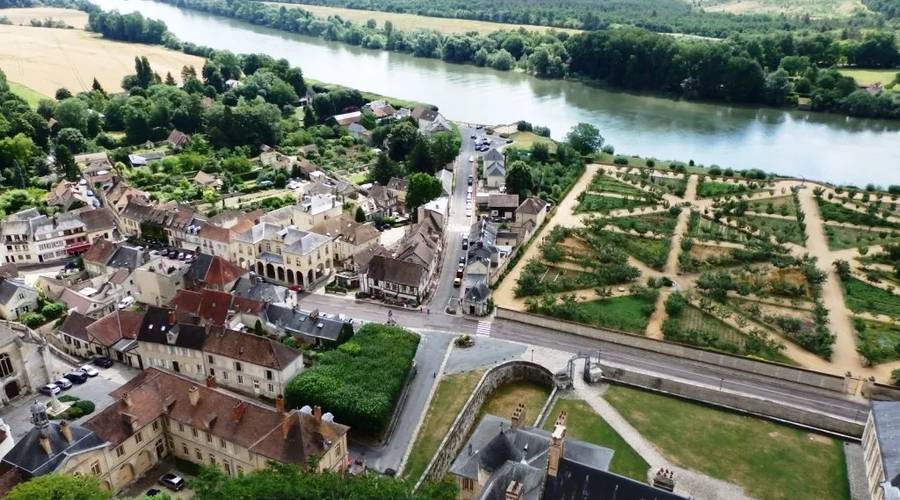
285;324;419;437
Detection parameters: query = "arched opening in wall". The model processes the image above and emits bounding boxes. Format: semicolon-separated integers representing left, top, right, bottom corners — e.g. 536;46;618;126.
4;380;20;400
277;267;285;282
99;481;111;491
286;269;295;285
256;262;264;275
315;263;324;280
307;270;314;285
266;263;276;279
135;449;153;474
117;463;135;485
239;258;246;269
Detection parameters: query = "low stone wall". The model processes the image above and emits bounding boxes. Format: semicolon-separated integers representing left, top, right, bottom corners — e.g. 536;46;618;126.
863;380;900;401
602;363;865;438
414;361;554;489
497;308;848;393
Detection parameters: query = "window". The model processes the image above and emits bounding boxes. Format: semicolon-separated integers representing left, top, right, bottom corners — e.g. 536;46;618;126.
152;421;159;432
178;423;184;432
192;428;198;438
195;449;203;461
237;465;244;476
237;375;244;385
183;443;189;455
462;478;474;491
253;379;259;391
234;362;242;372
265;370;273;380
219;438;226;449
135;431;143;443
210;368;215;377
115;445;125;457
91;461;102;475
208;355;214;365
209;454;216;466
205;432;211;443
268;383;274;393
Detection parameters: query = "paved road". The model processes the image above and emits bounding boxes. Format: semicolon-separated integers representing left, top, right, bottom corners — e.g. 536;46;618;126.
348;329;452;473
300;292;477;334
490;318;869;423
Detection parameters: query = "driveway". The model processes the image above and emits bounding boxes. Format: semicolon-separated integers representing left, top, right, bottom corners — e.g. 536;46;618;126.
1;356;139;441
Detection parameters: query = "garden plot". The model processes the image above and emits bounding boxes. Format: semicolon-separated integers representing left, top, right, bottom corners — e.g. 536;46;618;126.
687;212;753;243
696;179;765;199
855;319;900;365
735;214;806;245
595;211;679;236
575;193;659;214
748;195;799;217
825;224;900;251
586;173;648;197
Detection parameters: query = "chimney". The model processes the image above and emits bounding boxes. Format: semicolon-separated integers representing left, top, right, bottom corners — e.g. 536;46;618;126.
505;480;524;500
122;391;132;407
313;405;322;423
510;402;526;429
59;420;72;443
232;401;246;423
547;423;566;478
555;410;567;428
39;432;52;455
206;375;217;388
653;468;676;492
188;386;200;406
275;394;285;414
282;413;293;439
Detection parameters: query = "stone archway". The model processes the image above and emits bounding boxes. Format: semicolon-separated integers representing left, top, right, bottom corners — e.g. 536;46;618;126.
135;449;153;474
266;263;276;279
315;263;324;280
116;463;135;485
307;270;314;285
277;267;285;282
100;481;111;491
256;262;264;275
287;269;295;285
4;380;19;400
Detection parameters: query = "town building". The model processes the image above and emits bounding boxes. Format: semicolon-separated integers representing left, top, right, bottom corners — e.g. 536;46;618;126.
0;278;38;322
310;215;380;269
863;401;900;500
0;321;53;407
233;222;335;289
484;161;506;189
360;255;428;306
0;209;89;265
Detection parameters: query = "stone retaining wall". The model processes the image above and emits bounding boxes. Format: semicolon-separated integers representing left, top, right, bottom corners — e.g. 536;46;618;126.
497;308;848;393
414;361;554;489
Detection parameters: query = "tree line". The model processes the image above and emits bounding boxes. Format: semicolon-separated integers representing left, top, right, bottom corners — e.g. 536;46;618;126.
131;0;900;119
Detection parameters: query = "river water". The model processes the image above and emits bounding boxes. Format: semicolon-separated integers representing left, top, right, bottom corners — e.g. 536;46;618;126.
93;0;900;185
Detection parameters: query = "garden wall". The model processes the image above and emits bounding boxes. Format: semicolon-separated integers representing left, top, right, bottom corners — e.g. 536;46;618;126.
413;361;554;490
601;363;865;438
497;308;848;393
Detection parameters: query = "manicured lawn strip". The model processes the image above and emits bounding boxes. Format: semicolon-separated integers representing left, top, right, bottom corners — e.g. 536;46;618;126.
604;386;851;500
697;180;755;198
581;228;671;270
588;173;646;197
748;195;798;217
842;277;900;319
667;303;746;347
855;320;900;364
576;193;656;213
737;214;805;245
531;294;657;334
598;212;678;235
403;370;484;480
508;131;557;152
824;224;900;251
8;81;46;108
542;399;649;481
478;382;551;426
816;197;897;227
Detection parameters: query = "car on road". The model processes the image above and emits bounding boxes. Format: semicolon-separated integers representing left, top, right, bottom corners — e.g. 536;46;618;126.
54;377;73;390
80;365;99;377
159;473;186;491
39;383;61;396
469;134;476;139
458;256;465;265
466;209;473;217
462;237;468;250
92;357;114;368
468;155;474;163
453;277;461;288
64;370;88;384
467;175;473;185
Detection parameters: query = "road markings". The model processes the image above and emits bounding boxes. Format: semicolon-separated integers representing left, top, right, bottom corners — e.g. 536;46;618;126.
476;321;492;336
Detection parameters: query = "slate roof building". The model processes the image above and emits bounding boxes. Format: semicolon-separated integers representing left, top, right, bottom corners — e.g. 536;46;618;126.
262;304;353;347
864;401;900;500
450;408;686;500
360;255;428;306
0;278;38;322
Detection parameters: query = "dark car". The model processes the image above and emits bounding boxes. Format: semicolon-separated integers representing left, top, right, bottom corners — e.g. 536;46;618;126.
467;175;473;186
159;473;186;491
146;489;162;497
64;370;88;384
92;357;114;368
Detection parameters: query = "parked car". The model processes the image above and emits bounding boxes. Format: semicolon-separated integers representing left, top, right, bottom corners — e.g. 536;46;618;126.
80;365;99;377
453;277;461;288
54;377;73;390
159;473;186;491
64;371;88;384
39;383;60;396
467;175;473;185
146;489;162;497
92;357;114;368
469;134;476;139
458;256;465;265
461;238;468;250
118;296;135;309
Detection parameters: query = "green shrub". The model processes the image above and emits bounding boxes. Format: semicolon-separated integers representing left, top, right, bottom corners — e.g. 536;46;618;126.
613;155;629;165
41;302;65;320
19;312;47;328
285;324;419;437
58;395;79;403
73;400;95;415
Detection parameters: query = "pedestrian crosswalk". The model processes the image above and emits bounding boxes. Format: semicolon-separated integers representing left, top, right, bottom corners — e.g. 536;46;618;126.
476;321;492;337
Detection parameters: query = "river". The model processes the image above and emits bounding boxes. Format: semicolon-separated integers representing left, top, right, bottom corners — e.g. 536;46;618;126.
93;0;900;185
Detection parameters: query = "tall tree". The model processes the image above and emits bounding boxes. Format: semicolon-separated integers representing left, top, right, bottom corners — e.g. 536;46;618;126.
505;160;534;198
565;122;603;155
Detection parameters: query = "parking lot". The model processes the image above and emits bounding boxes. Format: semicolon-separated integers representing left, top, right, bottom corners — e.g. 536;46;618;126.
0;354;139;440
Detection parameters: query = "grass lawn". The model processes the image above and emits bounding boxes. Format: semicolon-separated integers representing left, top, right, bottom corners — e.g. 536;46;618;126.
478;381;551;427
349;172;368;184
8;81;47;108
697;180;756;198
605;385;850;500
837;68;899;90
748;195;798;217
588;173;647;197
403;370;483;480
842;277;900;319
507;131;557;152
598;212;678;235
737;214;805;245
856;320;900;364
542;399;649;481
824;224;900;251
576;193;657;214
559;294;657;334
